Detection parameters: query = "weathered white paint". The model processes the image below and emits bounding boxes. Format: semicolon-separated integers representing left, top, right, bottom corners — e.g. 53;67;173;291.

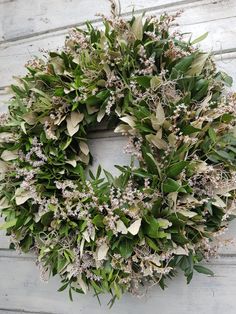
0;0;236;313
0;251;236;314
0;0;198;42
0;0;236;88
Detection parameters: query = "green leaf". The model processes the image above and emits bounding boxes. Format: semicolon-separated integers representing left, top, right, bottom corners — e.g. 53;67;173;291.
104;170;114;184
166;161;188;178
119;238;134;258
187;271;193;284
171;55;195;79
146;237;159;251
194;265;214;276
181;124;201;135
187;53;209;76
143;216;159;238
163;178;182;193
21;234;33;252
92;214;104;227
216;71;233;87
208;127;217;142
150;76;162;90
134;76;151;88
58;282;69;292
0;218;17;230
191;32;208;45
112;281;122;299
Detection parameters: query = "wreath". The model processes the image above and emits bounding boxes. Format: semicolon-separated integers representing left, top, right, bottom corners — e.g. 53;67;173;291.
0;6;236;305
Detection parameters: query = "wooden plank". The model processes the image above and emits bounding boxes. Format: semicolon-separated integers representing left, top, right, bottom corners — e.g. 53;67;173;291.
0;0;198;42
0;253;235;314
0;311;53;314
0;90;9;112
0;0;236;88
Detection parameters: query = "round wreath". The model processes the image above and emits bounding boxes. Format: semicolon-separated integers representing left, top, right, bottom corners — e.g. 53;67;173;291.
0;8;236;305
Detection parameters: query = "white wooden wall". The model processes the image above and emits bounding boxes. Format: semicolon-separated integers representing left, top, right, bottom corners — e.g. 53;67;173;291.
0;1;236;313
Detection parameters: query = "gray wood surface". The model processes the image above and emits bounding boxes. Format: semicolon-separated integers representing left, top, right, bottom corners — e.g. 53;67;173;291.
0;0;236;313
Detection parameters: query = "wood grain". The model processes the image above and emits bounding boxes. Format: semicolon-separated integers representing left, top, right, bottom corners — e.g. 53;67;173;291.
1;1;236;312
0;252;235;314
0;0;199;42
0;0;236;88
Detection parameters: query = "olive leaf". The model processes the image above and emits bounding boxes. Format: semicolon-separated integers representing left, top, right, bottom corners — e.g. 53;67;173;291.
120;115;136;128
0;218;17;230
77;275;88;294
155;103;165;126
1;150;18;161
131;16;143;40
116;219;128;234
0;197;11;210
146;133;168;150
150;76;162;90
15;188;34;205
66;112;84;136
97;242;109;260
191;32;208;45
187;53;209;76
79;141;89;156
178;210;198;218
127;218;142;235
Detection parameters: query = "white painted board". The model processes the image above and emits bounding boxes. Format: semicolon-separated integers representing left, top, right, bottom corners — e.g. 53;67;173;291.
0;252;235;314
0;0;236;88
1;1;236;313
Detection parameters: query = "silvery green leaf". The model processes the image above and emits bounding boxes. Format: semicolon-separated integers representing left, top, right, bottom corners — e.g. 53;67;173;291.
97;108;106;122
212;195;226;208
178;210;198;218
15;188;34;205
0;197;11;210
79;141;89;156
1;150;18;161
116;219;128;234
77;275;88;294
131;16;143;40
97;242;109;260
120;115;136;128
150;76;162;90
65;159;77;167
174;246;189;255
114;124;131;133
157;218;172;229
146;134;168;150
0;218;17;230
127;218;142;235
191;32;208;45
187;53;209;76
66;112;84;136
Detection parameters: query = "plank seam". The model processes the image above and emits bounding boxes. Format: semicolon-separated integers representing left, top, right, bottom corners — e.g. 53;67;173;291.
0;308;54;314
0;0;203;45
